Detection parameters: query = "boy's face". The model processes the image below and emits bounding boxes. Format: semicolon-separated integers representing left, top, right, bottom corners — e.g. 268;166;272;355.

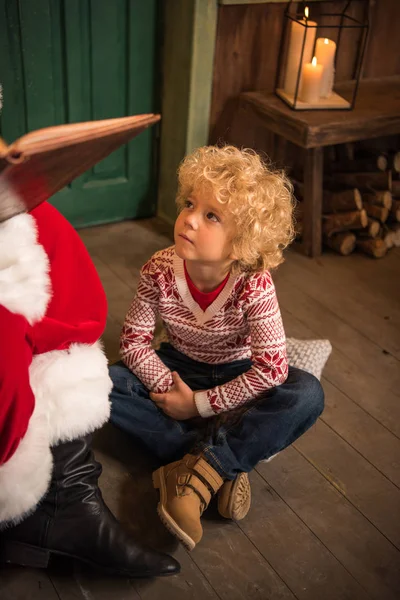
174;186;236;267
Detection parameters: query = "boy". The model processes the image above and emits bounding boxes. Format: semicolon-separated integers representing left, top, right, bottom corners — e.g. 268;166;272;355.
109;146;324;551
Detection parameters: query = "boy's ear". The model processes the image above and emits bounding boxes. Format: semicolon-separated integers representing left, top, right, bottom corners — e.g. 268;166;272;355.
228;239;238;261
229;249;238;261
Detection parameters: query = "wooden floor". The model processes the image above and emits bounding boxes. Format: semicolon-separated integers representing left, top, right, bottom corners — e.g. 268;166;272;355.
2;218;400;600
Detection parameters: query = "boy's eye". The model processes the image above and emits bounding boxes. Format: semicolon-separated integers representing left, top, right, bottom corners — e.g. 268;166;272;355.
184;200;193;209
207;212;219;222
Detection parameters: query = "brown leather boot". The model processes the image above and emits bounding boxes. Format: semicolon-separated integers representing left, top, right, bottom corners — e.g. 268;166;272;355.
1;436;180;577
152;454;223;551
217;472;251;520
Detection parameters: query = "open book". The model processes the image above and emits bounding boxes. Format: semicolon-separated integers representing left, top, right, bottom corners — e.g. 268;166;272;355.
0;113;160;222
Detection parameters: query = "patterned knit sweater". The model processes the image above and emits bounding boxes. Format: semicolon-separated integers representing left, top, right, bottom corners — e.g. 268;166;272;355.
120;246;288;417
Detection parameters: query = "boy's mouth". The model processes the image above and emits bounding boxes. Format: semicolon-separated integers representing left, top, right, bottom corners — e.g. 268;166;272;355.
179;233;193;244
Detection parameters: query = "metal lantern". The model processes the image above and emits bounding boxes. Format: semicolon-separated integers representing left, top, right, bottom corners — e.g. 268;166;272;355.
275;0;369;110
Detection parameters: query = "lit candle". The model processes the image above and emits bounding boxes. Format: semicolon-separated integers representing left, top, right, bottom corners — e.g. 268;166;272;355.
299;57;323;103
315;38;336;97
283;7;317;97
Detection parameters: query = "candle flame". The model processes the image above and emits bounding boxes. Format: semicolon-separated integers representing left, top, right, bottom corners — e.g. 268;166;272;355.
305;6;309;19
324;38;329;44
312;56;317;66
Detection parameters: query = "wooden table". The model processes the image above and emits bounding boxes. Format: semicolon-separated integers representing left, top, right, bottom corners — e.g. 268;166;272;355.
239;77;400;257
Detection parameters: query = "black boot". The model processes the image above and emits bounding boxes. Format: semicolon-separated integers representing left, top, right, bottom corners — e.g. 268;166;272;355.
0;435;180;577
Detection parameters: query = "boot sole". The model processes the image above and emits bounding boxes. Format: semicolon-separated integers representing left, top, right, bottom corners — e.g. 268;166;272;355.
0;539;50;568
218;472;251;520
152;468;196;552
0;540;179;578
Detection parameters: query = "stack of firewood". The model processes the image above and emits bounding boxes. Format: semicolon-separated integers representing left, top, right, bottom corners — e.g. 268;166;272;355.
294;146;400;258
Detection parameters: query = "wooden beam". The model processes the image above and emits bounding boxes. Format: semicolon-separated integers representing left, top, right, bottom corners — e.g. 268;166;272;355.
303;147;323;257
157;0;217;225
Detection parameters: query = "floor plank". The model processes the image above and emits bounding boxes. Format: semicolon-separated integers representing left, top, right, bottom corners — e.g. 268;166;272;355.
133;546;220;600
91;255;135;324
321;379;400;489
332;247;400;301
294;421;400;549
281;307;400;487
281;307;400;438
49;564;141;600
283;250;400;343
190;513;296;600
239;470;369;600
0;567;60;600
102;314;123;365
258;448;400;600
275;274;400;393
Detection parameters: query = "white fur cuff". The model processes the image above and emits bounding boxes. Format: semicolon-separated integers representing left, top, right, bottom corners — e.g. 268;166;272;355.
0;212;51;323
29;341;112;445
0;405;52;526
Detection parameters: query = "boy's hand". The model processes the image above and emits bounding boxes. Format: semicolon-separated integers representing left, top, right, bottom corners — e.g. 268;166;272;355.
150;372;199;420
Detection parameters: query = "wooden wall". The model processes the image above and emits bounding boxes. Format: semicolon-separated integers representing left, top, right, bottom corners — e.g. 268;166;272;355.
209;0;400;165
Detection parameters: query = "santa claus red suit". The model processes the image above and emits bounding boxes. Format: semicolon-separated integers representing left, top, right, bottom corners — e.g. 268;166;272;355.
0;200;179;577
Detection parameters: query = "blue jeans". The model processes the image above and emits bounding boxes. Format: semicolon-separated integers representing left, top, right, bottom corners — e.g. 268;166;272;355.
109;343;324;479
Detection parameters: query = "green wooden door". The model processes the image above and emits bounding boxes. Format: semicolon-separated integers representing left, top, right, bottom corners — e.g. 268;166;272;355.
0;0;159;227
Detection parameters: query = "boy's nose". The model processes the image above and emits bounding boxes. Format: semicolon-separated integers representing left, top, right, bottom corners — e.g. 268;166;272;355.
184;213;199;229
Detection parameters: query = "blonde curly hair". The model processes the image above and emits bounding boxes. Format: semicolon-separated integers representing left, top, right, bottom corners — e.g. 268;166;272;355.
176;145;295;273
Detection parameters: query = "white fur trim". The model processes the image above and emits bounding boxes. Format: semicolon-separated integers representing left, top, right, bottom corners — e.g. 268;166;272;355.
0;403;52;526
0;342;111;525
0;211;51;323
29;341;112;445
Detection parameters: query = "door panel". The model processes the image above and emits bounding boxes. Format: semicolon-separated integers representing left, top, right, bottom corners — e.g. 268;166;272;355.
0;0;159;227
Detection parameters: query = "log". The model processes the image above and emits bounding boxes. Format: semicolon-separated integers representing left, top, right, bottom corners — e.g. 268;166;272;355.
368;218;380;238
390;223;400;247
323;209;368;236
389;199;400;222
358;218;380;239
356;146;400;171
325;232;356;255
294;179;363;213
332;156;388;173
323;188;362;213
331;171;392;191
390;151;400;173
362;190;392;209
364;205;389;223
381;227;394;249
356;238;387;258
